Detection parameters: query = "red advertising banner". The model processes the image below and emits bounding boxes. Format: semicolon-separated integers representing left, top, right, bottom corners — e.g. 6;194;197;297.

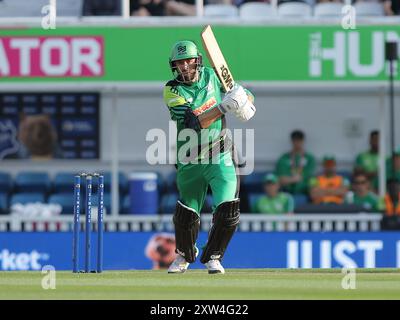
0;36;104;78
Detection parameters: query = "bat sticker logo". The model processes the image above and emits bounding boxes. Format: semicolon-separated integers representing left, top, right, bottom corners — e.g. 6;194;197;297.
220;65;233;90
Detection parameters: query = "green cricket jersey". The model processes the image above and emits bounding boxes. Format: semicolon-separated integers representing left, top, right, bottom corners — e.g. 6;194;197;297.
253;193;294;214
386;157;400;181
163;66;253;167
355;151;379;174
275;152;316;194
345;191;384;212
163;67;224;166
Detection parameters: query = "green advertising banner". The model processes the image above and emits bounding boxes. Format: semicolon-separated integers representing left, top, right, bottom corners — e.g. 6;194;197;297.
0;25;399;82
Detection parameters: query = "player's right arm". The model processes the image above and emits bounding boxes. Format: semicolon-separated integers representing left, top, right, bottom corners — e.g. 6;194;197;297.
163;85;189;125
164;84;224;130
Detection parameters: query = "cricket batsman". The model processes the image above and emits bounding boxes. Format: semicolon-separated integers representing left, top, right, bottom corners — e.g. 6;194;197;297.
163;40;256;274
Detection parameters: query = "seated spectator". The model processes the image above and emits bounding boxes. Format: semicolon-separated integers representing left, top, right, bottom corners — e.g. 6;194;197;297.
386;149;400;182
309;155;350;204
131;0;166;16
354;130;379;189
345;172;384;211
253;174;294;214
164;0;197;16
384;178;400;216
83;0;122;16
275;130;316;195
17;114;62;160
132;0;230;16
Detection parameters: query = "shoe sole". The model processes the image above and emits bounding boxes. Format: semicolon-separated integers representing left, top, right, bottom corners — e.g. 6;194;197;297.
208;270;225;274
168;269;187;274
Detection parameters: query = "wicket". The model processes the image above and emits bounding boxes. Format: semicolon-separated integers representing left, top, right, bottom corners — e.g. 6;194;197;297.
73;173;104;273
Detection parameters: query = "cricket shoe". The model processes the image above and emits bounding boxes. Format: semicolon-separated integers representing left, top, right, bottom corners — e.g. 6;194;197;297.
205;259;225;274
168;249;198;274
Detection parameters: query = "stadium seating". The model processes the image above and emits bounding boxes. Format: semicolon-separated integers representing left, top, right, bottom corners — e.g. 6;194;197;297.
48;193;74;214
204;4;239;17
293;193;308;208
0;0;48;17
242;171;269;193
294;203;369;214
53;172;75;193
0;172;12;194
313;3;343;17
103;172;128;194
277;2;312;17
248;193;264;212
0;194;8;214
239;3;277;19
159;193;179;214
57;0;83;17
10;193;46;206
15;172;51;194
354;2;385;16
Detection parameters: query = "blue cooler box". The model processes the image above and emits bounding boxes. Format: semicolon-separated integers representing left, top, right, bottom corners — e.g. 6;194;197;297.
129;172;158;214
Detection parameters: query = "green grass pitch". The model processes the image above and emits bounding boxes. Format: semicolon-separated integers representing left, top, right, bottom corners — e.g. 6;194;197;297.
0;269;400;300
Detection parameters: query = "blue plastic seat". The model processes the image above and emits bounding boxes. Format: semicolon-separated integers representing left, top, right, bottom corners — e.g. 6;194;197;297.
48;193;74;214
53;172;76;193
242;171;269;193
0;172;12;193
165;171;178;192
10;193;45;206
0;193;8;214
248;193;264;212
15;172;50;193
159;193;178;214
103;172;128;194
293;193;309;209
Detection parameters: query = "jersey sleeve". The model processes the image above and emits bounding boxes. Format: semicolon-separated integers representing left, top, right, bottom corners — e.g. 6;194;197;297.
285;194;295;213
163;85;190;124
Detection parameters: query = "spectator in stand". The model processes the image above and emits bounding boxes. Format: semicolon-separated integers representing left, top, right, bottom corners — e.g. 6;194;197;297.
253;174;294;214
384;178;400;216
354;0;399;15
164;0;196;16
132;0;222;16
309;155;350;204
345;171;384;212
275;130;316;196
131;0;165;15
316;0;343;3
17;114;62;160
386;149;400;182
354;130;379;190
83;0;122;15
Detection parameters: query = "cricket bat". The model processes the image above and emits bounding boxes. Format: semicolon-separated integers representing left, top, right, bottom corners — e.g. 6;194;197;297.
201;25;235;93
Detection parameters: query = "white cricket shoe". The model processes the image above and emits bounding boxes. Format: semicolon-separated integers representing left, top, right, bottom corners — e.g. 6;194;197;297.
205;259;225;274
168;249;198;274
168;254;190;274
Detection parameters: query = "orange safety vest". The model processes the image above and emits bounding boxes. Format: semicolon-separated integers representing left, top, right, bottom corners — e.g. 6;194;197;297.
384;193;400;216
314;175;345;204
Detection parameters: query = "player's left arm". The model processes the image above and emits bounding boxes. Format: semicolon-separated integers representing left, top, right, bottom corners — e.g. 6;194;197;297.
198;85;255;128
